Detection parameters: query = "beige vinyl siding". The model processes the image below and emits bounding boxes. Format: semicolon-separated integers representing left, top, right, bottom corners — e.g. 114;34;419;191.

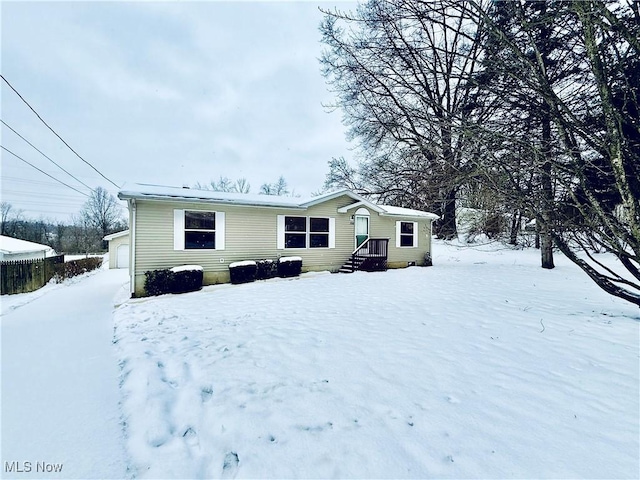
366;212;433;268
386;219;432;267
131;195;433;295
132;195;358;295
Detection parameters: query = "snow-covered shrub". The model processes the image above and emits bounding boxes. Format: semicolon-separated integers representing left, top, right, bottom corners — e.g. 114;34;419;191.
229;261;257;284
256;259;277;280
467;212;506;242
170;265;203;294
145;266;203;296
53;257;103;281
277;256;302;278
144;269;175;296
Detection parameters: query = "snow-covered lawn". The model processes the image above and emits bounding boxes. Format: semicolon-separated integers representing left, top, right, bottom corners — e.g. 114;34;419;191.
113;242;639;479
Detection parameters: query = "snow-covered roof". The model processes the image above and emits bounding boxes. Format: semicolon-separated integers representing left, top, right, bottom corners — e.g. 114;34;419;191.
119;184;315;209
103;230;129;241
0;235;54;255
118;184;438;219
379;205;439;220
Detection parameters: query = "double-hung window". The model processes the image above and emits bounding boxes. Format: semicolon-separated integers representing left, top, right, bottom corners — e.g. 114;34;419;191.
174;210;225;250
284;216;307;248
310;218;330;248
396;221;418;248
185;211;216;249
278;215;335;249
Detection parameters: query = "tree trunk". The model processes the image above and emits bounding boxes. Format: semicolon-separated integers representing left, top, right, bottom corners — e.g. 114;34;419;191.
540;93;555;269
540;228;554;269
539;158;555;269
509;209;521;245
435;188;458;240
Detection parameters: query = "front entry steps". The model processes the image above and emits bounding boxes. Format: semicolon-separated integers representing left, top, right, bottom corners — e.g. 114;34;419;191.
338;238;390;273
338;256;365;273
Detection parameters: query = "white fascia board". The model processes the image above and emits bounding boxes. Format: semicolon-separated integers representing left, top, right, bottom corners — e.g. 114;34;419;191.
337;201;366;213
103;230;129;241
337;200;385;214
298;189;354;207
301;189;385;213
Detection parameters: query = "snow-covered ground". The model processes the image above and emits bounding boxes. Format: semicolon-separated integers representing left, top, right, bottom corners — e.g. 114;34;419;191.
64;253;105;262
1;255;108;317
1;261;129;479
113;242;639;479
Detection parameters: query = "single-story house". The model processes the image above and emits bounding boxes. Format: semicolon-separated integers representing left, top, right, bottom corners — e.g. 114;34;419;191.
0;235;57;262
103;230;130;269
118;185;438;297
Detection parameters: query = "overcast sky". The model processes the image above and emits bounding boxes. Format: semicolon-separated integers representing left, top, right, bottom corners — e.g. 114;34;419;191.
1;1;356;222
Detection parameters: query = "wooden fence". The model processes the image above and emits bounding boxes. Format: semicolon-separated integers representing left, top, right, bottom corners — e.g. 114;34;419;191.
0;255;65;295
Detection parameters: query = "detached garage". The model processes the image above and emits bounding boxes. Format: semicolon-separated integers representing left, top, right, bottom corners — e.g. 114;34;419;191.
104;230;129;269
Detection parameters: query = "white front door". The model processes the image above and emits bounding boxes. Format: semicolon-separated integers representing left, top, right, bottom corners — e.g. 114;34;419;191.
355;215;369;248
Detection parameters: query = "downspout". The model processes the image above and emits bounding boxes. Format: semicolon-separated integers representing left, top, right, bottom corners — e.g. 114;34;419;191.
129;199;136;296
428;219;433;264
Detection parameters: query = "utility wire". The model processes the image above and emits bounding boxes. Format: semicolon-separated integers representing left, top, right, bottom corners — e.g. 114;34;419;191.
1;119;96;193
1;145;89;197
2;189;90;200
1;74;120;189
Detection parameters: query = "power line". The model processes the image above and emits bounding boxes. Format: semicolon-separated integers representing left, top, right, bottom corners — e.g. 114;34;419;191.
2;189;90;200
1;199;85;207
1;175;69;187
1;119;96;193
1;145;89;197
1;74;120;189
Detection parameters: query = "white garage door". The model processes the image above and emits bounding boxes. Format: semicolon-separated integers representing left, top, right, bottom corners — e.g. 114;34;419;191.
116;244;129;269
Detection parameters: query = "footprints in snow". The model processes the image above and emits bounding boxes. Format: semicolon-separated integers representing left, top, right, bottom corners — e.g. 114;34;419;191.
201;386;214;402
221;452;239;479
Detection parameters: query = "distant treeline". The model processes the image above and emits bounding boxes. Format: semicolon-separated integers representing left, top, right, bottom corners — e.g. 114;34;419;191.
1;218;127;254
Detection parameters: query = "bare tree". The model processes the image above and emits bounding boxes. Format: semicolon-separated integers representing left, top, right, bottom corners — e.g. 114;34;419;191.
80;187;124;245
234;178;251;194
320;0;489;239
195;176;251;193
260;176;290;196
1;202;12;235
468;0;640;305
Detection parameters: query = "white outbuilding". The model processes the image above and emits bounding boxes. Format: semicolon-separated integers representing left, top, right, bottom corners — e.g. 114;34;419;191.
0;235;57;262
103;230;129;269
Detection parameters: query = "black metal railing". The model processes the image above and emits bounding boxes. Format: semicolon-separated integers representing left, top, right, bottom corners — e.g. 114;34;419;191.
350;238;389;272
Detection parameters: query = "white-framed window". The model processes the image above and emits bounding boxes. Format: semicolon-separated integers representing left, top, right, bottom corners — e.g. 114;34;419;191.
284;216;307;248
174;209;225;250
310;217;330;248
277;215;335;249
396;221;418;248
